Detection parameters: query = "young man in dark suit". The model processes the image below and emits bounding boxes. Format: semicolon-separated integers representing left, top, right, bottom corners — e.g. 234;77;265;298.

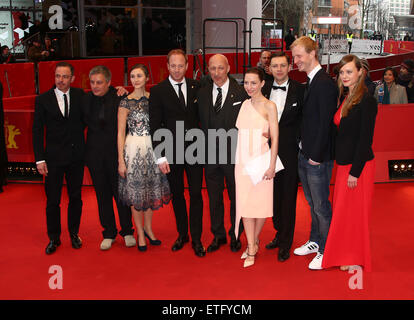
149;49;205;257
262;52;305;262
197;54;249;253
32;62;85;254
83;65;135;251
291;36;338;270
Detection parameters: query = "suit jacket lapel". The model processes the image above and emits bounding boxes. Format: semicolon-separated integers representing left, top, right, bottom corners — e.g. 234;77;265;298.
262;80;272;99
48;88;64;119
280;81;297;123
186;79;197;109
204;83;213;127
304;69;323;102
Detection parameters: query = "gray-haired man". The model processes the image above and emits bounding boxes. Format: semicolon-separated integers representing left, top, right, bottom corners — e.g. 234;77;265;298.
83;65;135;250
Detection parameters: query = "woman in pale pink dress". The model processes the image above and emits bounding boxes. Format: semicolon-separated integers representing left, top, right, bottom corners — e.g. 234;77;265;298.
234;67;279;268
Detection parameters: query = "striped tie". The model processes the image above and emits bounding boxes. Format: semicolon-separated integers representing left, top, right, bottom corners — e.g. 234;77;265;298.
214;87;222;113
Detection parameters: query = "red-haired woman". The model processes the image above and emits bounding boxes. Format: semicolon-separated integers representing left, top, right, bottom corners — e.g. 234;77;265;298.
323;55;378;272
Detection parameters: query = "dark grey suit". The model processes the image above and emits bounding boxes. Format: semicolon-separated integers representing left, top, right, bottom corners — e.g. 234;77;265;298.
197;78;249;241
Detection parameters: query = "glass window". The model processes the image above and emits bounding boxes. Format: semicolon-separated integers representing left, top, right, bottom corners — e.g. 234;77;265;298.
0;11;13;49
85;7;138;56
85;0;137;5
142;8;185;55
142;0;185;8
11;10;33;53
11;0;34;10
0;0;10;9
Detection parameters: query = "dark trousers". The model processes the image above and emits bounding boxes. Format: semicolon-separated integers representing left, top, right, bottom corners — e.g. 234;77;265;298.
205;163;242;241
272;157;299;250
88;159;133;239
45;161;84;241
167;163;203;243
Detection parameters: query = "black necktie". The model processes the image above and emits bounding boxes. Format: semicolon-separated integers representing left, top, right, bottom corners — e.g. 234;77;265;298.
63;93;68;118
214;87;222;113
304;77;310;97
176;83;185;107
272;86;286;91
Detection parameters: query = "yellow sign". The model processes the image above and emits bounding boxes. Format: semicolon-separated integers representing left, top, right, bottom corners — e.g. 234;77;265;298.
5;119;21;149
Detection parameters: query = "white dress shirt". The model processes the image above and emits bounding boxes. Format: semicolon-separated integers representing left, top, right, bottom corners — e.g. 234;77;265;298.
54;87;70;117
269;79;289;122
212;77;230;108
169;76;187;106
307;64;322;84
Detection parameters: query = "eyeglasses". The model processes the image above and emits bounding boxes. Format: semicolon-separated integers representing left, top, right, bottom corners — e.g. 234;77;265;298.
55;74;72;80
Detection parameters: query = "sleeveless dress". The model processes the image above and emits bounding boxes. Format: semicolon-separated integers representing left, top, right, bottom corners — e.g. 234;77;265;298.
118;96;171;211
322;101;375;271
234;99;273;238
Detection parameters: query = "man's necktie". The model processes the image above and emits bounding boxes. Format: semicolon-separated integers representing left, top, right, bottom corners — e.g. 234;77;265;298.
272;86;286;91
63;93;68;118
176;83;186;107
304;77;310;97
214;87;222;113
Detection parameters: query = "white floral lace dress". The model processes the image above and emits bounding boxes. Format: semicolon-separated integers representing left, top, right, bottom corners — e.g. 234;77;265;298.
118;96;171;211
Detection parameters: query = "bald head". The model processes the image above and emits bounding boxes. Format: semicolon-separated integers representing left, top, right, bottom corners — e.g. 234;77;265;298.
208;54;230;87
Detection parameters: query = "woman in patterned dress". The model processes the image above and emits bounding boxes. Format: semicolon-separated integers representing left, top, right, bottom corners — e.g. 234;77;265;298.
117;64;171;251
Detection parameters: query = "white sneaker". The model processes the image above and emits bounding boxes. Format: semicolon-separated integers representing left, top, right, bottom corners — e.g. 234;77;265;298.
308;253;324;270
100;238;115;250
124;235;136;247
293;240;319;256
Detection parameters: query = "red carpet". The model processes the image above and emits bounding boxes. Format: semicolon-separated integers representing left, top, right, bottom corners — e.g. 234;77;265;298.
0;182;413;300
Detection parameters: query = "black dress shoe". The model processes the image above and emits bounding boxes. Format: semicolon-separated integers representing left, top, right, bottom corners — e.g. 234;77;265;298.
207;237;227;253
230;239;241;252
278;248;290;262
45;239;61;255
144;230;161;245
265;238;280;250
138;244;147;252
70;234;82;249
192;242;206;257
171;235;189;251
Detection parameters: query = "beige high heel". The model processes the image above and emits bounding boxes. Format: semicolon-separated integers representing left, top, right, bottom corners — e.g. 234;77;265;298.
241;240;259;259
243;244;258;268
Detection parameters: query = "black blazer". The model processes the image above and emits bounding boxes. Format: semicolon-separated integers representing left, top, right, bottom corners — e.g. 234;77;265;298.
197;78;249;164
149;77;200;163
83;86;125;168
32;87;85;166
262;79;305;168
198;78;248;132
335;92;378;178
301;69;338;163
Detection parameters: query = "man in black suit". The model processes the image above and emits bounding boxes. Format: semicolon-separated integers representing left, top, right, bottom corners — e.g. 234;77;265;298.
83;65;135;251
197;54;249;253
149;49;205;257
262;52;304;262
291;36;338;270
32;62;84;254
